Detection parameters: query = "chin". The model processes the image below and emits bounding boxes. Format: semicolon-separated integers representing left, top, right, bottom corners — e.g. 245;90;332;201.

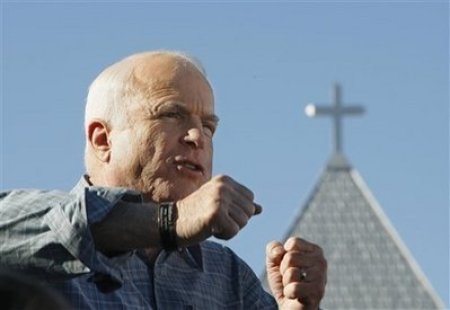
143;175;206;202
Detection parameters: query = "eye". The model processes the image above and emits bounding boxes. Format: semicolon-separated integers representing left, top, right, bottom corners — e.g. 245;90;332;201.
202;122;216;138
160;111;183;119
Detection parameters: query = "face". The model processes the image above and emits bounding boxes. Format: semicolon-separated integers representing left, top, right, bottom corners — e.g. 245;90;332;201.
108;57;218;202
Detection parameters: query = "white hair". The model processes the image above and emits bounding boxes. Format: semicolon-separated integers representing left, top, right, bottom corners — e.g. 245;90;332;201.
84;50;207;173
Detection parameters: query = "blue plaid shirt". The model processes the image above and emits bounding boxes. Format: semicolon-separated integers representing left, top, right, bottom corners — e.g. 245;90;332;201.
0;176;277;309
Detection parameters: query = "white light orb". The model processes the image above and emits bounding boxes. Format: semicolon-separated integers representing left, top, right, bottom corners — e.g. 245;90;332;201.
305;104;316;117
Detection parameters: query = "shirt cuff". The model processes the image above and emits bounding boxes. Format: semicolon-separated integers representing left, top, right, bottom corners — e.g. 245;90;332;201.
42;186;143;284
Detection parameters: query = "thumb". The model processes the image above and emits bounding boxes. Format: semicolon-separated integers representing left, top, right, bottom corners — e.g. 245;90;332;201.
265;241;286;301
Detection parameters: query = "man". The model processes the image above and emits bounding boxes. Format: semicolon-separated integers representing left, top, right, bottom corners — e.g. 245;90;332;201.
0;51;326;309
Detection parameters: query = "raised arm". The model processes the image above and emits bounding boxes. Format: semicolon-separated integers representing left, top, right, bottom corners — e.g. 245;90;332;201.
92;175;262;252
0;175;261;274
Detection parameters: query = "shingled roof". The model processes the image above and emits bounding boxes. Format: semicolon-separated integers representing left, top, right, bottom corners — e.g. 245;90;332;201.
261;84;444;308
262;152;445;309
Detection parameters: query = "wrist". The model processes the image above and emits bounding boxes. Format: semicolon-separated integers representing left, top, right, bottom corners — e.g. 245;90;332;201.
158;201;178;251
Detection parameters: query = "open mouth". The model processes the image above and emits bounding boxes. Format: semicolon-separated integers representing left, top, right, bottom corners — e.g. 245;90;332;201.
174;158;204;174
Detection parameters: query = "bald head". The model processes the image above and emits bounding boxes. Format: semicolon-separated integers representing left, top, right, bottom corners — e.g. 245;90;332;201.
84;51;212;175
85;51;207;131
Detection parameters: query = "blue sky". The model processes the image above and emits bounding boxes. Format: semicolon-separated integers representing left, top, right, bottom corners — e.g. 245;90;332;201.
2;1;448;306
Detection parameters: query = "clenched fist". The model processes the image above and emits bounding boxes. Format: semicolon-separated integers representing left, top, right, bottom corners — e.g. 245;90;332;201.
175;175;262;246
266;237;327;310
90;175;261;254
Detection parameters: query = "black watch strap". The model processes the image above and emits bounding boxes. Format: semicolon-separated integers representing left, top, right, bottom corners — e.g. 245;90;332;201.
158;202;178;251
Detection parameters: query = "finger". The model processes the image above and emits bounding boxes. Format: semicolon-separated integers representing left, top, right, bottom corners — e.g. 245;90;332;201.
283;281;312;301
231;197;261;217
228;207;249;229
266;241;286;266
221;176;260;216
279;250;322;275
265;241;286;301
211;215;240;240
231;196;257;218
237;201;261;217
282;265;322;286
282;267;304;287
215;175;255;201
283;281;325;307
284;237;319;253
231;180;255;201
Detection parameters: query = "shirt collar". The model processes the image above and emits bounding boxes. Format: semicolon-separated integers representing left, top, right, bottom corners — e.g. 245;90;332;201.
71;174;144;203
70;174;91;195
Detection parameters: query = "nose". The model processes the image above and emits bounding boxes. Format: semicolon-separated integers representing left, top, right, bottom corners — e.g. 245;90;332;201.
183;127;204;149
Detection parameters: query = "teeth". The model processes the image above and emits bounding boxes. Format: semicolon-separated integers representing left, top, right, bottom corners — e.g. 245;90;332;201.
176;161;198;171
184;163;197;170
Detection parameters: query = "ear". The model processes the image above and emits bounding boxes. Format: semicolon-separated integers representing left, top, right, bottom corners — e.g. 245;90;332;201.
87;119;111;163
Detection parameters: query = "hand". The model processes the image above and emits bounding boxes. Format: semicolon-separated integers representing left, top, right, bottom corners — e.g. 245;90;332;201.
266;237;327;310
175;175;262;246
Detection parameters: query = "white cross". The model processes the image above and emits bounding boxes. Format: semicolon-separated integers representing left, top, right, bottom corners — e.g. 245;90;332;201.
305;83;365;154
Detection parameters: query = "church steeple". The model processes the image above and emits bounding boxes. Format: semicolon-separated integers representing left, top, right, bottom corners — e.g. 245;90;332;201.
260;83;445;309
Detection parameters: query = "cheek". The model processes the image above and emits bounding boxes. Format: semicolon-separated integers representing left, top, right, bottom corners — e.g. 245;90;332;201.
108;131;144;187
113;132;139;165
138;127;171;170
203;142;213;179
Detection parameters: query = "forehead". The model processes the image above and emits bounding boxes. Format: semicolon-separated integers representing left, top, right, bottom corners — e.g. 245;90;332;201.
131;55;215;116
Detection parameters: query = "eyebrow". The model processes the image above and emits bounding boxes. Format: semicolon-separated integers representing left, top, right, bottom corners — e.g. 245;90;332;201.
204;114;220;126
159;102;220;125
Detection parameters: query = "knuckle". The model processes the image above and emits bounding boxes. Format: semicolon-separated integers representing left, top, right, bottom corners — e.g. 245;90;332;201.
286;236;299;245
283;282;300;299
214;174;231;183
228;225;240;238
239;217;248;228
315;253;327;270
284;251;296;264
214;182;226;193
291;236;301;243
246;189;255;201
284;267;297;281
242;203;254;217
285;236;302;250
313;243;324;255
266;241;282;256
215;182;231;197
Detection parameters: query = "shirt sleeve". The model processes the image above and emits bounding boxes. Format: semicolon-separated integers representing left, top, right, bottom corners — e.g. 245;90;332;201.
0;187;138;283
